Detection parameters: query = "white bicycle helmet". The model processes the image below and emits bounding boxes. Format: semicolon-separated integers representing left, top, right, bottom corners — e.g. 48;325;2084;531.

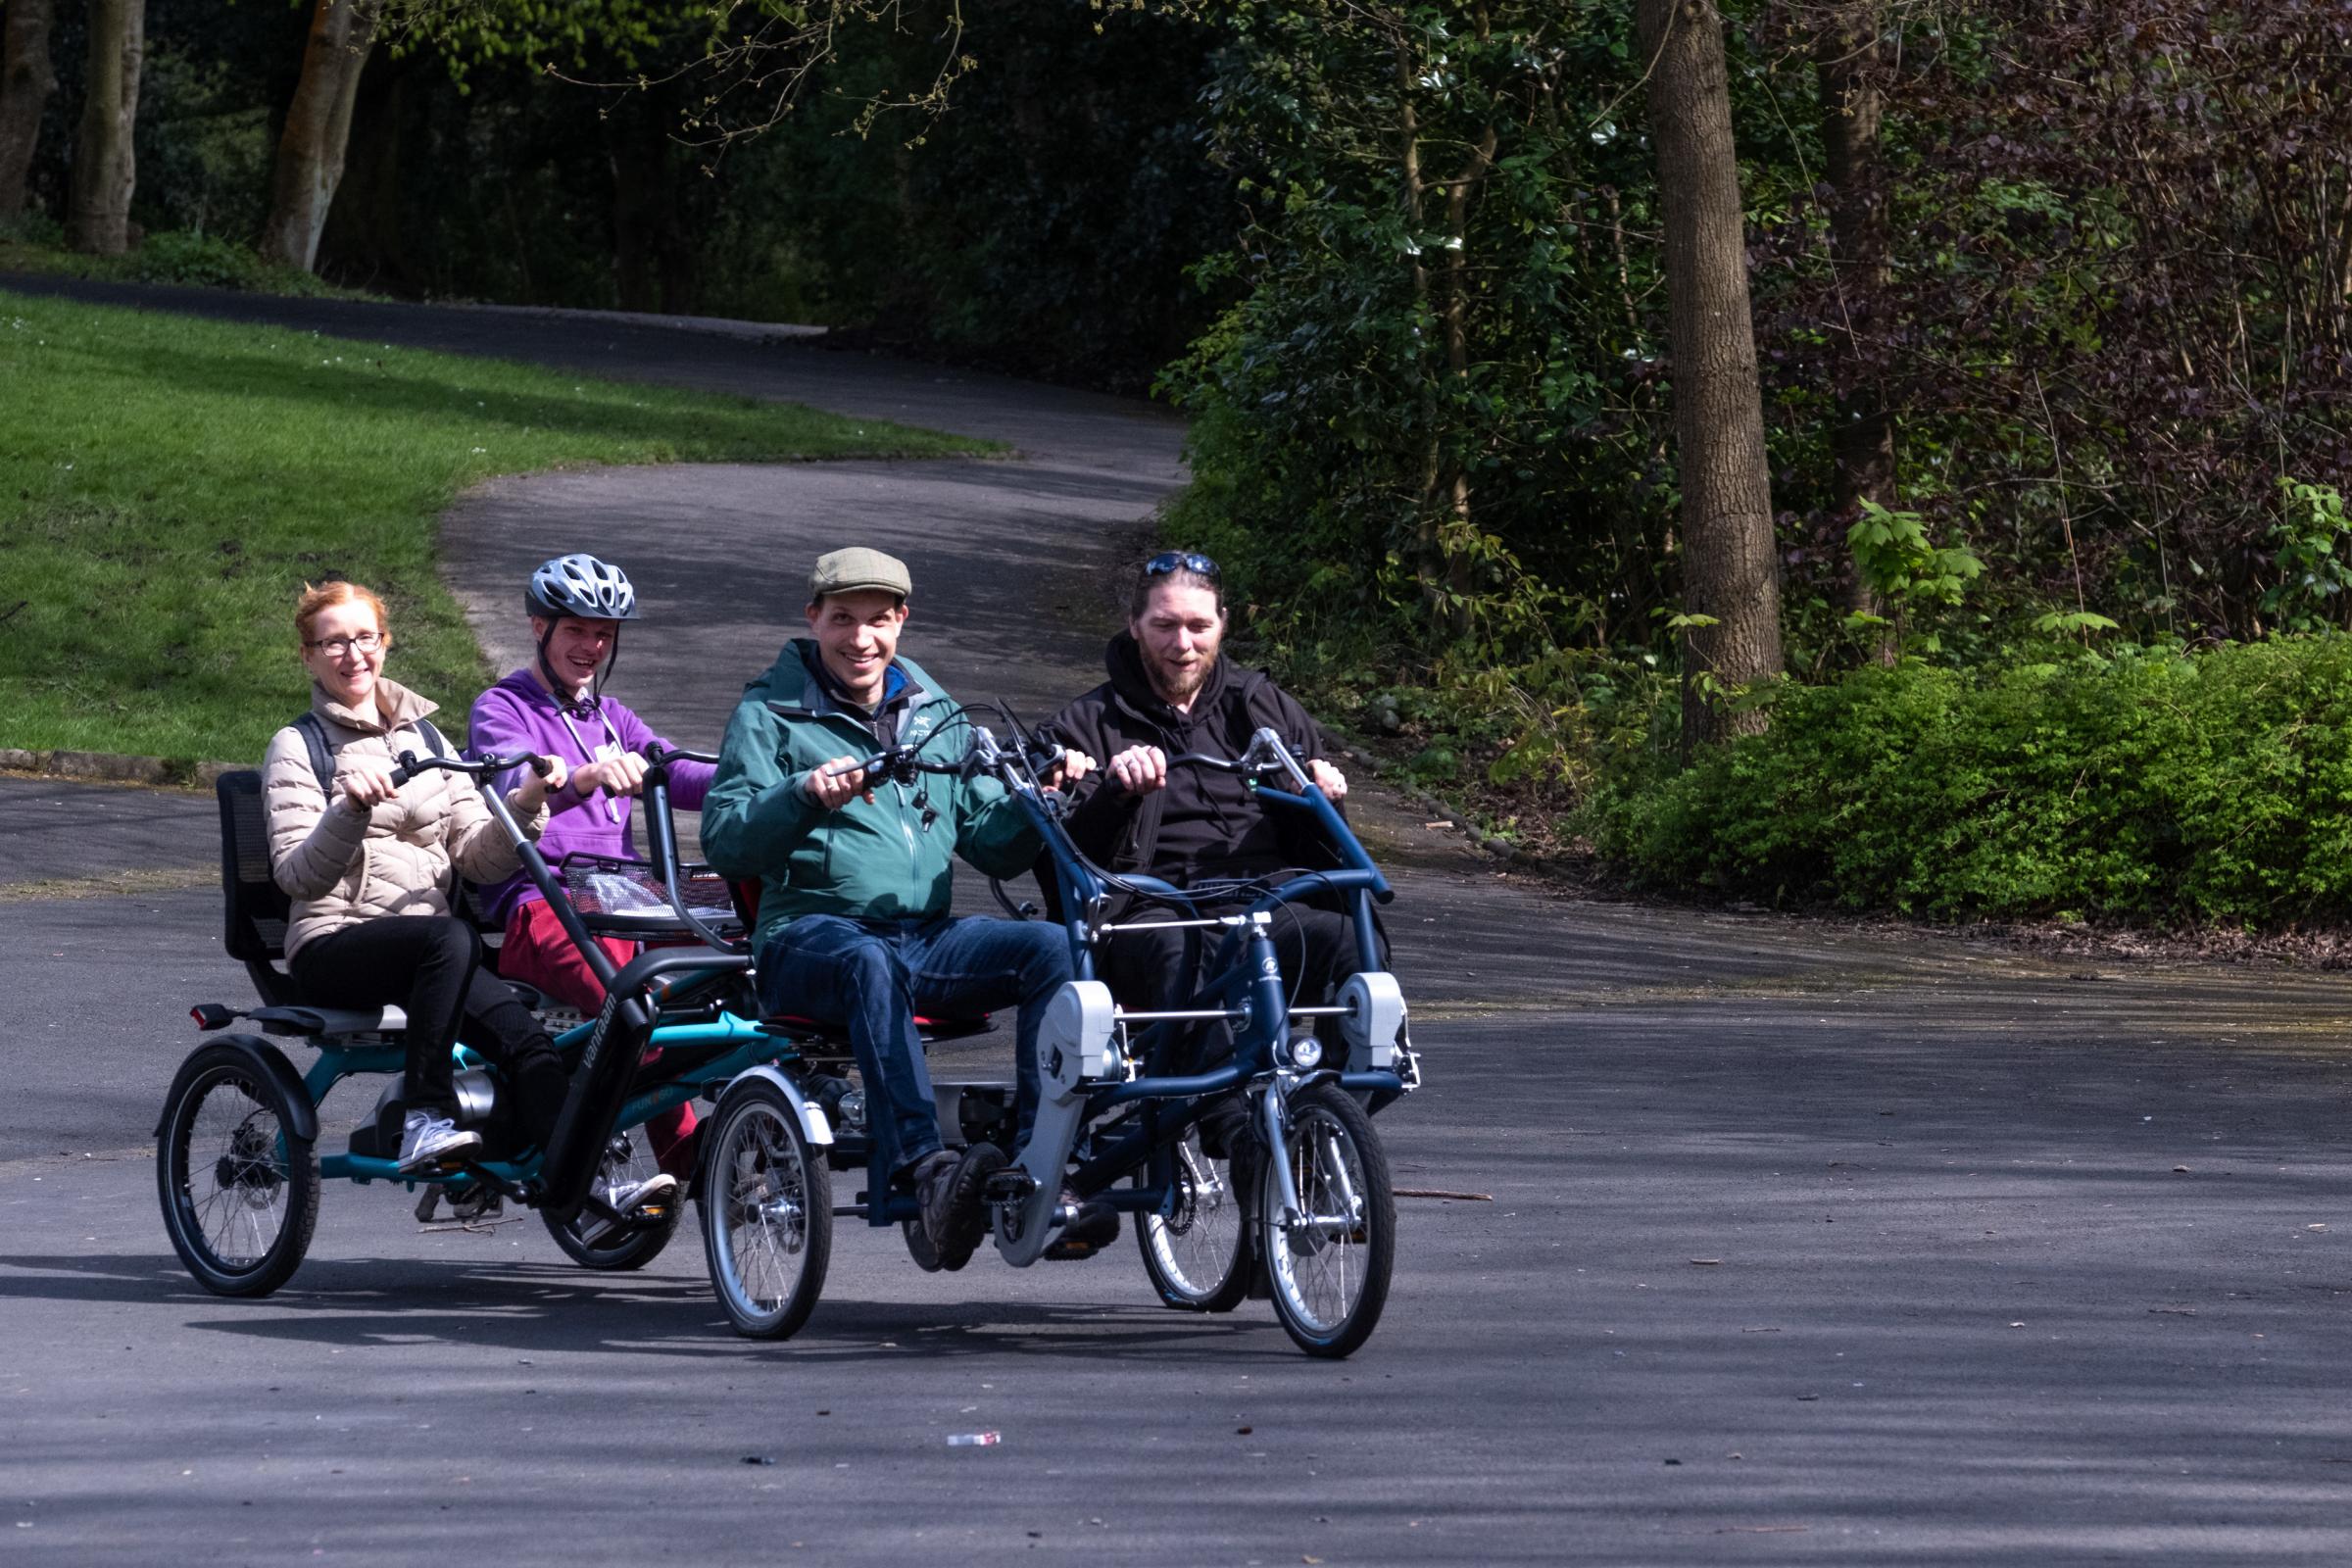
526;553;641;622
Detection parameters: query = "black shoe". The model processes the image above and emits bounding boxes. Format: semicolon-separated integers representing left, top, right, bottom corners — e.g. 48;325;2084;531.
1043;1188;1120;1261
1195;1092;1255;1160
917;1143;1004;1271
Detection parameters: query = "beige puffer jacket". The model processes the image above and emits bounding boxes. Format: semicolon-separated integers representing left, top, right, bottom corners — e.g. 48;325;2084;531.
265;677;550;957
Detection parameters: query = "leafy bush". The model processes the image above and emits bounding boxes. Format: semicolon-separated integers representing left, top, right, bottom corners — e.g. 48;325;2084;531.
1588;637;2352;926
129;230;266;290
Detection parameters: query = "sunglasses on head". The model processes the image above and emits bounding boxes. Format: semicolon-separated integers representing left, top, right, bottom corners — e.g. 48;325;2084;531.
1143;551;1220;581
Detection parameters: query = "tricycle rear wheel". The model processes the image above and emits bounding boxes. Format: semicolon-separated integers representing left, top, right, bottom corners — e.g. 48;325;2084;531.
1137;1128;1250;1312
157;1043;319;1298
699;1078;831;1339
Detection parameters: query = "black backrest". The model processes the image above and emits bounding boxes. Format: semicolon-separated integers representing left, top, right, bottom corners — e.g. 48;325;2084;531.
218;770;299;1004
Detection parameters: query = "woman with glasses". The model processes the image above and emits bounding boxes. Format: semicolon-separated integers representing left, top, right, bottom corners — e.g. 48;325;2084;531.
263;580;570;1172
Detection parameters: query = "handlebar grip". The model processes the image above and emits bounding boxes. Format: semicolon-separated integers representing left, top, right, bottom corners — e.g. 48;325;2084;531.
387;750;421;788
527;754;555;779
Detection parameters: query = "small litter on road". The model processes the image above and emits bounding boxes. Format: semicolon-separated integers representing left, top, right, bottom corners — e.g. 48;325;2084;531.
947;1433;1000;1446
1690;1258;1722;1266
742;1455;776;1466
1394;1189;1492;1201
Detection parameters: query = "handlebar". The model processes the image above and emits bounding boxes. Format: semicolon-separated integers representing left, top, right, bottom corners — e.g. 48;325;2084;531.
388;750;553;789
821;746;970;787
1095;729;1317;792
821;732;1071;789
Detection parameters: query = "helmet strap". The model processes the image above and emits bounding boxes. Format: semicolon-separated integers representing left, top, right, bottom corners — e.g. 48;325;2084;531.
597;628;621;706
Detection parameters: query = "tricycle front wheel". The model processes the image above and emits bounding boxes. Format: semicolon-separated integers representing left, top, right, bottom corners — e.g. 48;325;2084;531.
699;1078;831;1340
156;1043;319;1298
1259;1081;1395;1358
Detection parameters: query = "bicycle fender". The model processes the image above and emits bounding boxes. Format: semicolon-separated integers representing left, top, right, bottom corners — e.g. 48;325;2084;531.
714;1065;835;1149
157;1034;318;1144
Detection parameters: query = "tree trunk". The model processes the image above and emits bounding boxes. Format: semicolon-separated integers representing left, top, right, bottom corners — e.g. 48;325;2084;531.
1636;0;1785;749
67;0;142;255
259;0;379;272
1817;0;1898;664
0;0;59;219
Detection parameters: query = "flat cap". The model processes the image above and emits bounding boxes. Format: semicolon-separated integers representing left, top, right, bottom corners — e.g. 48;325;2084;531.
808;546;911;602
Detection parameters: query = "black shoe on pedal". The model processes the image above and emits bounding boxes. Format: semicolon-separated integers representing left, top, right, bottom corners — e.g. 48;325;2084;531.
1044;1188;1121;1261
917;1143;1004;1271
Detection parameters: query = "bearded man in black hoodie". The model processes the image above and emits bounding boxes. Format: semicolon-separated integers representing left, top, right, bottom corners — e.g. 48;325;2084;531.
1041;553;1377;1159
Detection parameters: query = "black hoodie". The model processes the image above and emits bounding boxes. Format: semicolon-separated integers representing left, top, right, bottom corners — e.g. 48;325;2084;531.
1041;631;1332;883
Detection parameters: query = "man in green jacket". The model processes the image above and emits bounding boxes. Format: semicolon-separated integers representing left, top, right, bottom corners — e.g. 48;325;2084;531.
702;548;1088;1266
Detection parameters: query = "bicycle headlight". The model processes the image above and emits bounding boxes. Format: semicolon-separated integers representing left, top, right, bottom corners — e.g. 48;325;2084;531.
1283;1032;1323;1070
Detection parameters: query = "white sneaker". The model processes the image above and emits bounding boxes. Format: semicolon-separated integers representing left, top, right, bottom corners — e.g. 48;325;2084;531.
607;1173;679;1215
578;1173;679;1245
397;1109;481;1172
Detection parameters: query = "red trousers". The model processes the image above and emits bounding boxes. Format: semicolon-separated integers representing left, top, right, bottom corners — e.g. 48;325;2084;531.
499;899;699;1177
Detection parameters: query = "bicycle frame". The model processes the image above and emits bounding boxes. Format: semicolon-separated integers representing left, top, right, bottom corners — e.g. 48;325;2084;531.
974;724;1414;1261
352;749;814;1223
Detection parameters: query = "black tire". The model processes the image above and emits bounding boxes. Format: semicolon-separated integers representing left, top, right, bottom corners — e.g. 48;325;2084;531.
542;1130;682;1271
156;1044;320;1298
1137;1128;1250;1312
698;1078;832;1340
1259;1081;1395;1358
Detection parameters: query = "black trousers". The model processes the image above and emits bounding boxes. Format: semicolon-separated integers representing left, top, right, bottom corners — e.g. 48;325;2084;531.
1100;901;1377;1073
290;916;567;1147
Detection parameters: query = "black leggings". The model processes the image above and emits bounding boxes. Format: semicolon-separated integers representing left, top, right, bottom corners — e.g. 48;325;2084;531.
289;916;566;1147
1102;902;1378;1072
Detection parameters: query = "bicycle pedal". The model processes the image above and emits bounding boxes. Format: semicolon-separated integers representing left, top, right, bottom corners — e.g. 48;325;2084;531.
982;1168;1038;1204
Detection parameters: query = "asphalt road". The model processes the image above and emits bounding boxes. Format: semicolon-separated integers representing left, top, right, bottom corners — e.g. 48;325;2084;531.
6;281;2352;1566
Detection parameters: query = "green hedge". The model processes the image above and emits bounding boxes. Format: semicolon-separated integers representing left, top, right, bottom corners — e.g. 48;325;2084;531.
1589;638;2352;925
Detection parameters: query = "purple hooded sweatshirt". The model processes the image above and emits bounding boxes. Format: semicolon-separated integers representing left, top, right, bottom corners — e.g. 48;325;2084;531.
466;669;716;926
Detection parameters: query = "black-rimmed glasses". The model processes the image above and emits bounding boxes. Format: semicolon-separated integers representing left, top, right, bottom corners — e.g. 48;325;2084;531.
305;632;383;657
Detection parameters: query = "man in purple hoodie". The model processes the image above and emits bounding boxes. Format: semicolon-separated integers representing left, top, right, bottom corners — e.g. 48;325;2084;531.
468;554;716;1192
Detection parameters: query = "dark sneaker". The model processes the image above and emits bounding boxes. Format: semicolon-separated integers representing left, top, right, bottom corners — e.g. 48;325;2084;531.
910;1149;961;1250
916;1145;1004;1270
947;1143;1008;1270
1195;1092;1255;1159
1044;1188;1121;1261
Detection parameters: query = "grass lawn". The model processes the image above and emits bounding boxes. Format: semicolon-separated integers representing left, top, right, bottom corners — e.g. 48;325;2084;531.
0;286;988;763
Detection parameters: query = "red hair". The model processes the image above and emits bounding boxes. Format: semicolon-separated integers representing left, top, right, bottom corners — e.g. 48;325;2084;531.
295;580;390;646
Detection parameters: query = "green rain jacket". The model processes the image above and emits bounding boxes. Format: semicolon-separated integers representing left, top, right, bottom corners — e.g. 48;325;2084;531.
701;641;1043;950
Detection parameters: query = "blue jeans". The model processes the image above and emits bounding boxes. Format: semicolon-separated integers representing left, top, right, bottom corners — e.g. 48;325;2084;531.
756;913;1070;1182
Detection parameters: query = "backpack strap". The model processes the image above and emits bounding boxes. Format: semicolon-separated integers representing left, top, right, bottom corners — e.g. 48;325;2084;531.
293;711;335;799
